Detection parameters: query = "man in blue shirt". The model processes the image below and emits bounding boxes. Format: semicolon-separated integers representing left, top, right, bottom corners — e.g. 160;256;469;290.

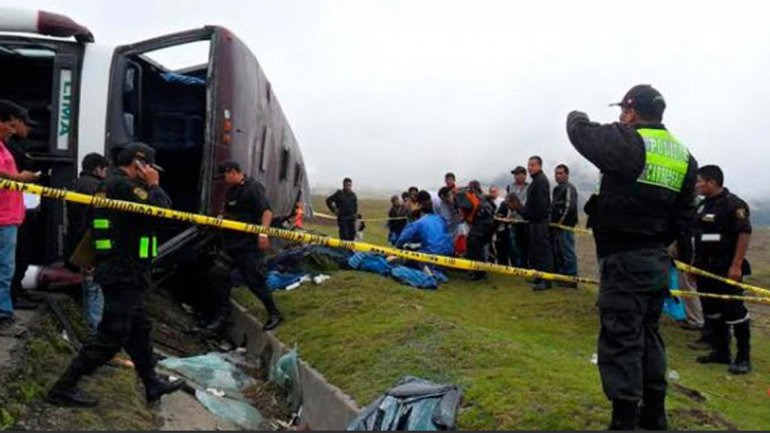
396;191;454;257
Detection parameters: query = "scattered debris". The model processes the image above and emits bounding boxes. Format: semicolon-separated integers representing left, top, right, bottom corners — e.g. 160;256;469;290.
667;369;680;381
348;375;463;431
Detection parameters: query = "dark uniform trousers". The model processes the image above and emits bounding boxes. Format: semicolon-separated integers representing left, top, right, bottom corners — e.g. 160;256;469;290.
68;280;155;379
696;258;750;359
229;249;278;314
597;248;669;402
514;223;530;268
338;217;356;241
695;257;748;320
529;222;554;276
467;220;495;264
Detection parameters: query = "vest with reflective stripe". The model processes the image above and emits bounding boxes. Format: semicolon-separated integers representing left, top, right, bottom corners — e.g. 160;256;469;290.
591;127;691;254
92;214;158;260
636;128;689;193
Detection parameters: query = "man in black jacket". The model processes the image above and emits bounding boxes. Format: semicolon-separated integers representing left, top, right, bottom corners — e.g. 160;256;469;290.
326;178;358;241
567;84;697;430
66;153;110;332
520;156;554;291
48;143;184;408
551;163;579;286
216;160;283;332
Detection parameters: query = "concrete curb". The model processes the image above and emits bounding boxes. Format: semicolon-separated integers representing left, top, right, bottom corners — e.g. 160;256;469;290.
228;301;361;430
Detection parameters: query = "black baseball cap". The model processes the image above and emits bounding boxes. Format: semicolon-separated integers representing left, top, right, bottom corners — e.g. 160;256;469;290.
0;99;38;126
511;166;526;175
214;160;241;179
116;142;164;171
610;84;666;117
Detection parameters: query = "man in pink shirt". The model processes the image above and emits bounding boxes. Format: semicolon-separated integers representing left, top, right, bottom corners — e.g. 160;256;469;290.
0;102;39;336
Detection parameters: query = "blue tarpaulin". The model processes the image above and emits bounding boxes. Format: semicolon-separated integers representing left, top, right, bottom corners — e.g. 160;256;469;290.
390;266;447;290
347;376;462;431
348;253;392;275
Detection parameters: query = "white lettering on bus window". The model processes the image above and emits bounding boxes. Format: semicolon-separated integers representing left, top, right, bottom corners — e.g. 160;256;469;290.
57;69;73;151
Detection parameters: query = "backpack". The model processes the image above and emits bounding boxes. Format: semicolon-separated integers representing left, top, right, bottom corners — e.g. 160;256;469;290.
455;188;482;223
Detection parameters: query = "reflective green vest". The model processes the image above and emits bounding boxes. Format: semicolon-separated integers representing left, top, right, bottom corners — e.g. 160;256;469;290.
636;128;689;193
92;217;158;259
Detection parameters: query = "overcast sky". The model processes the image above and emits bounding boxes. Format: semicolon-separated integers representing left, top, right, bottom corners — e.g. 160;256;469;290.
7;0;770;198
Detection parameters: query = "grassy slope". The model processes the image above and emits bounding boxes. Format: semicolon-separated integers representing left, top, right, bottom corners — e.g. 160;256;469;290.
235;196;770;430
0;298;157;431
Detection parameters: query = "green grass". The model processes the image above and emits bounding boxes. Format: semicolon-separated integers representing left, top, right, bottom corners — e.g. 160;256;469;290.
233;196;770;430
0;298;157;431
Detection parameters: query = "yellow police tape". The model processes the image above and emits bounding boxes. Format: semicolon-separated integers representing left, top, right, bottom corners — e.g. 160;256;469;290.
0;179;596;286
548;223;593;235
670;290;770;306
312;211;407;223
674;261;770;298
537;217;770;299
4;179;770;304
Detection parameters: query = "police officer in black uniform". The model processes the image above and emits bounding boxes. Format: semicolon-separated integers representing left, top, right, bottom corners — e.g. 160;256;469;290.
326;178;358;241
47;143;184;407
567;85;697;430
691;165;752;375
217;161;282;331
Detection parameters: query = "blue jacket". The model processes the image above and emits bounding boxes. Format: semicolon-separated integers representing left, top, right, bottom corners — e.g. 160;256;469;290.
395;213;454;256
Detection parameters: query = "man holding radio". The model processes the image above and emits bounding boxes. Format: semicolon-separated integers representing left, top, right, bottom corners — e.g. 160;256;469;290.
48;142;184;408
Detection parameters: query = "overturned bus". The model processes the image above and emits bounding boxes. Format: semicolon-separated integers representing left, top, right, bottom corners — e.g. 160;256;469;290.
0;8;311;269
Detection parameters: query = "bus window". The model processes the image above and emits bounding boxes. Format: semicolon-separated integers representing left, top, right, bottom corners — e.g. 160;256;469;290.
294;162;302;187
0;43;56;154
259;125;270;172
108;33;212;215
279;148;290;181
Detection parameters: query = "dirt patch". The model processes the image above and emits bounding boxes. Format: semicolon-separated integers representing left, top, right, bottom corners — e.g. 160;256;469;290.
670;408;738;430
671;383;708;403
243;381;294;426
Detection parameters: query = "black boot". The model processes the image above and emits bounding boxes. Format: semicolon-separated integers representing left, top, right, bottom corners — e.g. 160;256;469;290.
638;390;667;430
533;280;553;291
204;315;230;334
729;320;751;375
260;296;283;331
143;373;185;404
46;364;98;408
263;311;283;331
609;399;639;430
697;320;731;364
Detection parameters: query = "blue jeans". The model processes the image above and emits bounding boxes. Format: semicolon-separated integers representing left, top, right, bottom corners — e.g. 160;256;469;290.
553;229;578;276
82;273;104;332
0;225;18;319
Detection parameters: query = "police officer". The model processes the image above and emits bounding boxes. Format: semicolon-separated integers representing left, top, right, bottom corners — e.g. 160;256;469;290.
326;178;358;241
47;143;184;407
217;161;283;331
567;85;698;430
690;165;752;375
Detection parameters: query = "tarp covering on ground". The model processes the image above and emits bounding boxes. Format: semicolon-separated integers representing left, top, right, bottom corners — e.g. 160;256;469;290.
159;352;264;429
348;252;448;289
347;375;463;431
159;353;256;399
269;349;302;412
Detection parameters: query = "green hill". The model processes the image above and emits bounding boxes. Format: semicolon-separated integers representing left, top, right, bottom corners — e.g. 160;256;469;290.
236;196;770;430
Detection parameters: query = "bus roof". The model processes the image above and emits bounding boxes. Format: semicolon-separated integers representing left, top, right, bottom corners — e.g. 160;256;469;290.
0;8;93;43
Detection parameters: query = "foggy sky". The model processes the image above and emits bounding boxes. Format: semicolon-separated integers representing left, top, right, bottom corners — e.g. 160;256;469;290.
7;0;770;198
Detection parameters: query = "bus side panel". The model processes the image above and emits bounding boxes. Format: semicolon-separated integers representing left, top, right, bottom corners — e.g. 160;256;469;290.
209;30;309;218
